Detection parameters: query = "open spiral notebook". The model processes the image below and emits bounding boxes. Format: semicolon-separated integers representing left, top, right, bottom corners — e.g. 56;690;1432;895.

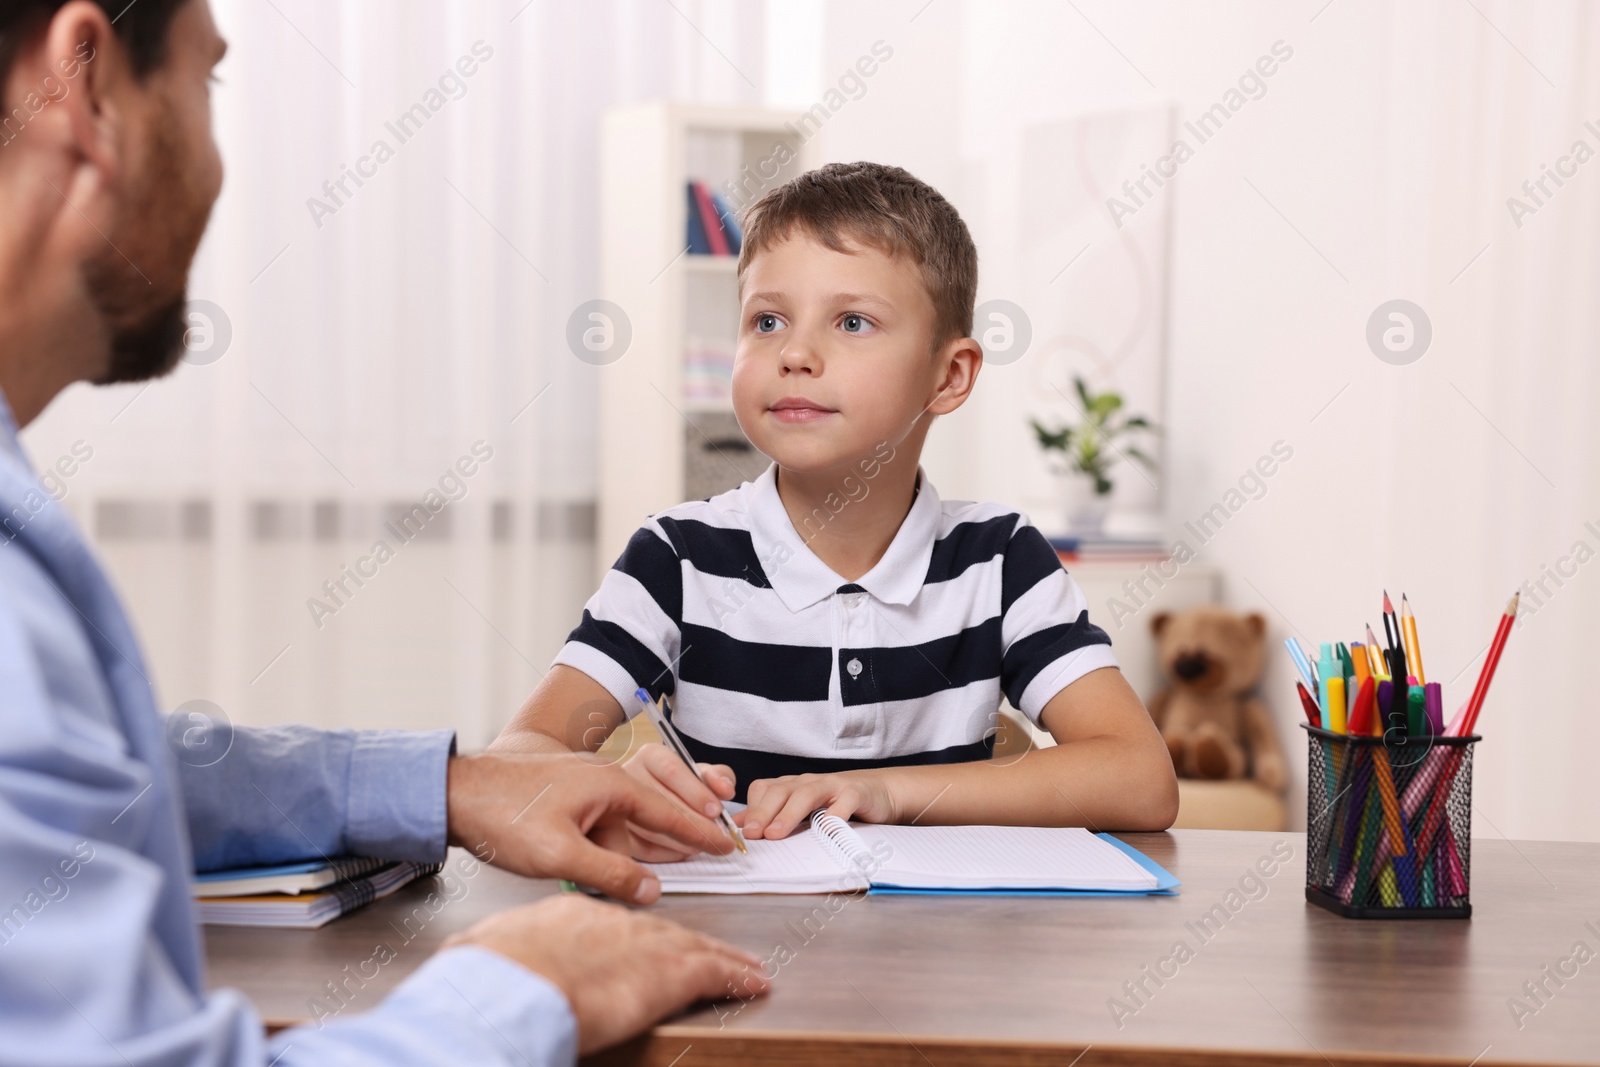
646;813;1178;896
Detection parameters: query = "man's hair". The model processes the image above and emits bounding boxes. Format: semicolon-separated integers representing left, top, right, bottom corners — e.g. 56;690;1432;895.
0;0;188;86
737;161;979;347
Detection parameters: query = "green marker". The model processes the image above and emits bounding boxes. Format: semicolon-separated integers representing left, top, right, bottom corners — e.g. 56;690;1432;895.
1407;684;1426;737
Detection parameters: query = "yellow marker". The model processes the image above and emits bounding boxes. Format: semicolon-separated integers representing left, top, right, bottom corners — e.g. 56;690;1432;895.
1326;675;1347;734
1400;594;1426;685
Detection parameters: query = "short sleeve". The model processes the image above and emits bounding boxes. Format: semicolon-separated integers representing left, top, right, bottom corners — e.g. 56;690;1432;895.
998;517;1119;722
552;519;682;716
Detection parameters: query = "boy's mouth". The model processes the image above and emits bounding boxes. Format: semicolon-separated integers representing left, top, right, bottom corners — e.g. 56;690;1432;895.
767;396;838;424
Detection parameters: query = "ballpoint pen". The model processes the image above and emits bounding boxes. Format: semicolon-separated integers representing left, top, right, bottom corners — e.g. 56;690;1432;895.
635;688;748;853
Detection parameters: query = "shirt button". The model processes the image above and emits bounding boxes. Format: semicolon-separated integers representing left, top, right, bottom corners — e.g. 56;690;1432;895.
846;658;863;678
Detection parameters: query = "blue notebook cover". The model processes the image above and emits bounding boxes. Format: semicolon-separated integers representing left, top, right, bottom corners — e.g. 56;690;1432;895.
867;833;1179;897
196;859;329;884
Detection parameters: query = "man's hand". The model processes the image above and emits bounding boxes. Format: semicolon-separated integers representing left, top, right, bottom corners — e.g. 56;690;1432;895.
619;743;738;860
446;895;771;1055
446;752;733;903
738;770;898;840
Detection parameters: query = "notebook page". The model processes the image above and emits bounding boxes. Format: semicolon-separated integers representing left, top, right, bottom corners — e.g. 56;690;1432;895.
646;830;870;894
855;825;1158;891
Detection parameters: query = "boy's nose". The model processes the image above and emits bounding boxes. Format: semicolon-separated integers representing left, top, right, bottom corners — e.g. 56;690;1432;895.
778;342;821;375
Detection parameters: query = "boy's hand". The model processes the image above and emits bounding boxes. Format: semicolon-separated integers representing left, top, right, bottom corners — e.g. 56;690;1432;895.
738;771;898;839
622;743;739;860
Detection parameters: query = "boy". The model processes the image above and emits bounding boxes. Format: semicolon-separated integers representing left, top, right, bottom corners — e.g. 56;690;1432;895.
494;162;1177;849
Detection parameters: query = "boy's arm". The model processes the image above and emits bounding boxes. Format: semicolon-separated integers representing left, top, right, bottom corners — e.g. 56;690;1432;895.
493;667;739;852
739;666;1179;839
492;665;626;756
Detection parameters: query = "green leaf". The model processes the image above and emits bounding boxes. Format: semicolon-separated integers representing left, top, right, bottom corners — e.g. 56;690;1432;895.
1073;375;1093;411
1090;393;1123;418
1124;446;1159;470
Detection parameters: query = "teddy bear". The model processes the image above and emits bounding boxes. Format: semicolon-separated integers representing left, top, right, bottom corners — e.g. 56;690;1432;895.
1147;607;1287;792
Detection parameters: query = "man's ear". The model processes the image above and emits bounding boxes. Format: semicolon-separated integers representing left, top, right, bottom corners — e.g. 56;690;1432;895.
924;335;982;416
35;2;125;179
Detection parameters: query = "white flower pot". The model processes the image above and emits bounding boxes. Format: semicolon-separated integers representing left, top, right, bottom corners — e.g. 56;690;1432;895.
1059;472;1112;535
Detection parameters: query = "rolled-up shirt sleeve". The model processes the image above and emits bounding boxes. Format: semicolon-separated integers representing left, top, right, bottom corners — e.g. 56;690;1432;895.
0;572;574;1067
177;723;455;872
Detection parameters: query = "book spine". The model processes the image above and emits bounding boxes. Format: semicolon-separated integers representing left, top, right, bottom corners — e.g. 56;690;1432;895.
710;189;742;254
693;182;730;256
685;183;711;255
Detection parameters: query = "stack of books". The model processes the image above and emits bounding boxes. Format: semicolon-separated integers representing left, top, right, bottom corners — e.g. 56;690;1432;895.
192;855;440;929
683;336;736;405
1049;534;1170;564
686;180;742;256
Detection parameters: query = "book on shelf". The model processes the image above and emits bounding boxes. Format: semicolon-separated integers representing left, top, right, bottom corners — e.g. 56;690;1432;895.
683;337;735;405
193;857;440;928
685;180;741;257
1050;534;1170;561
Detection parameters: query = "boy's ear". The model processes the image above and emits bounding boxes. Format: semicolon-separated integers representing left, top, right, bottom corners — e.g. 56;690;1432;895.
924;335;982;416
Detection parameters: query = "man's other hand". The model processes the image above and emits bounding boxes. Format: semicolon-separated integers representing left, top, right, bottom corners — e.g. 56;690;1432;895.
446;895;771;1054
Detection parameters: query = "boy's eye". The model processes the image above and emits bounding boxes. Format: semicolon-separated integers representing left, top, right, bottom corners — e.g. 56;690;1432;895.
754;313;784;334
839;313;872;334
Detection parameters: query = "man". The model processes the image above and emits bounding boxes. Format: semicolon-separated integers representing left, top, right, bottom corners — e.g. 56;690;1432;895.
0;1;767;1063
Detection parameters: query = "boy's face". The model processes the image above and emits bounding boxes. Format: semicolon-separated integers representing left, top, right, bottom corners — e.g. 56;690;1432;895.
732;233;974;475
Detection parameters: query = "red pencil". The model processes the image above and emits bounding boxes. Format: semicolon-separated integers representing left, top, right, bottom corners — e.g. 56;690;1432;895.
1459;592;1519;736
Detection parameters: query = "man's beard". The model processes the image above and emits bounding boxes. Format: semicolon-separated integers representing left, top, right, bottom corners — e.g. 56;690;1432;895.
88;282;189;385
84;103;213;386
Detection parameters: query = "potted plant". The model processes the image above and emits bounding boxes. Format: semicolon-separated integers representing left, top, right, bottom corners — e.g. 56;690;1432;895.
1030;376;1159;535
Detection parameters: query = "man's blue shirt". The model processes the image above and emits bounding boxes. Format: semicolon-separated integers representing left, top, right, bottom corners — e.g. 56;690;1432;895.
0;390;576;1066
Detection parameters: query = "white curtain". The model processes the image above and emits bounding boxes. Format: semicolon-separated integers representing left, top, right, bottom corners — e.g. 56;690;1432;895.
20;0;775;747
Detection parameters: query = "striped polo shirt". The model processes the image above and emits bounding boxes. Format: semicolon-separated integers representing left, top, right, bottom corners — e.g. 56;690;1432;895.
554;464;1118;800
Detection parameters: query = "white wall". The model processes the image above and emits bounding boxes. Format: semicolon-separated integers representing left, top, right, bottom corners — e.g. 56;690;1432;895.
813;0;1600;841
18;0;1599;839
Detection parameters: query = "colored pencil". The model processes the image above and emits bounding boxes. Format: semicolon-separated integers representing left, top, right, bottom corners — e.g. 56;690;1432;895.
1400;593;1426;685
1459;592;1519;737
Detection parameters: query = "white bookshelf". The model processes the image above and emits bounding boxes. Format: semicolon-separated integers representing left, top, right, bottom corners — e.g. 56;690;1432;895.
596;103;818;579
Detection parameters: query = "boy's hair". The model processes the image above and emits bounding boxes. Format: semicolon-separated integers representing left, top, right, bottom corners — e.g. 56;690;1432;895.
736;162;978;348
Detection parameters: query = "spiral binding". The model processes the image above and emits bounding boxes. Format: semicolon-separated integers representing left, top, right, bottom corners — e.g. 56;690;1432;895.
810;810;875;880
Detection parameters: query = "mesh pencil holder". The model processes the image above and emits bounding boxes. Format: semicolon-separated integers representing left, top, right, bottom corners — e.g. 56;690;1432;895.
1302;724;1479;919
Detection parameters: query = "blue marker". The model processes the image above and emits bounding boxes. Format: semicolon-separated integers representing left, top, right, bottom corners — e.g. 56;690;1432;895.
1317;643;1338;732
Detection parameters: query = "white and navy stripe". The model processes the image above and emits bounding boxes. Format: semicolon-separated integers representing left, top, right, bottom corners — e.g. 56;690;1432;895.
554;464;1117;801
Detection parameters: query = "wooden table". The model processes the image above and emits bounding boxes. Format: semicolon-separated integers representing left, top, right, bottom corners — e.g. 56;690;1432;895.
206;830;1600;1065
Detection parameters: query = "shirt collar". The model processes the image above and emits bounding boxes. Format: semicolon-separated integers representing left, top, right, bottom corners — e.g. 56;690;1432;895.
0;387;25;467
747;461;941;612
